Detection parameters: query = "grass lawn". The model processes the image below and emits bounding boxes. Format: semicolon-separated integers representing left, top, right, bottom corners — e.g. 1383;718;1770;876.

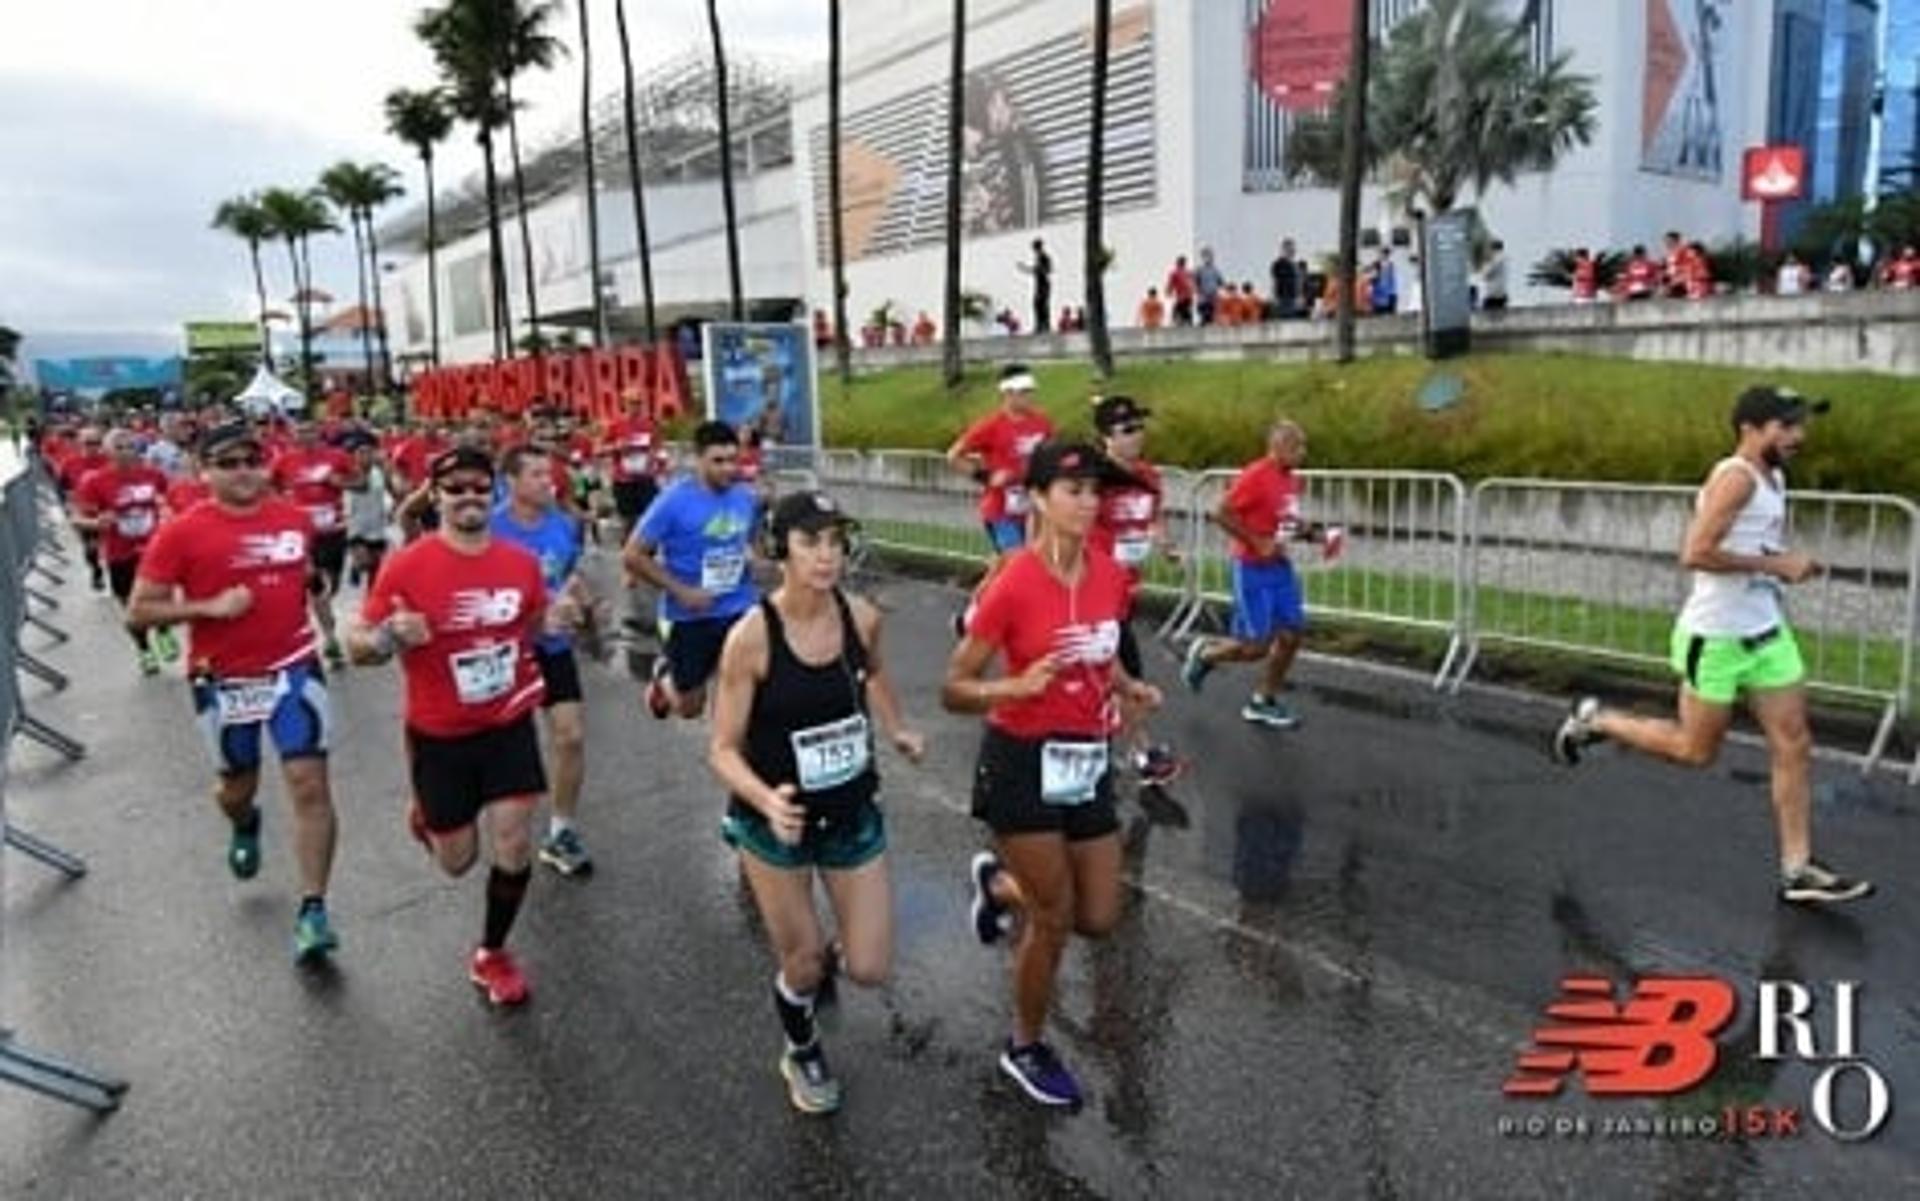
822;352;1920;498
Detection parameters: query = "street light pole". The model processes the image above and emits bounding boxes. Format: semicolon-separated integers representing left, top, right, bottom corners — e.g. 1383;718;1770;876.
1335;0;1371;365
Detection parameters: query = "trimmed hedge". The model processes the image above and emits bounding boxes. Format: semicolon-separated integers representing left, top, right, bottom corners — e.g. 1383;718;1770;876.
819;352;1920;496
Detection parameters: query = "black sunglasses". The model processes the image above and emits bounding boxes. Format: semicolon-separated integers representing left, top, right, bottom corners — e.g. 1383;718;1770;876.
1111;422;1146;436
208;453;264;469
437;480;493;498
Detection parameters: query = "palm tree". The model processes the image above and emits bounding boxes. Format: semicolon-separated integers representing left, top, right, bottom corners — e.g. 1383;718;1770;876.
706;0;745;320
1289;0;1598;216
828;0;851;384
258;187;337;391
614;0;658;343
578;0;606;346
357;166;405;393
500;1;568;346
1084;0;1113;379
385;88;453;368
941;0;967;387
319;164;378;400
320;162;406;400
211;193;275;360
419;1;514;359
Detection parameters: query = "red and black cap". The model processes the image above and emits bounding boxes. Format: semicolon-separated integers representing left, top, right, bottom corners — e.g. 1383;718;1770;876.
429;445;496;482
1092;394;1152;432
197;421;263;460
1024;438;1144;491
768;490;860;543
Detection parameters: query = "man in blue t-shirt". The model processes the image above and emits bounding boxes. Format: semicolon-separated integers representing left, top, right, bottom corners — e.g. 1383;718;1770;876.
491;446;594;876
623;420;760;720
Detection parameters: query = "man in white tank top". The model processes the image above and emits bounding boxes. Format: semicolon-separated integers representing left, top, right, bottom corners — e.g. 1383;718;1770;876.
1551;386;1871;905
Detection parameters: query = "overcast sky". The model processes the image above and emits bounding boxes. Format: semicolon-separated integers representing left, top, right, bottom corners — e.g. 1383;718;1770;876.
0;0;823;363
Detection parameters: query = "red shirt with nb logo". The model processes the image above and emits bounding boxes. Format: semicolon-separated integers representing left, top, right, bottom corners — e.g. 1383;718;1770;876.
74;464;169;563
137;500;318;676
1090;459;1163;598
270;446;355;536
363;537;547;737
967;546;1130;739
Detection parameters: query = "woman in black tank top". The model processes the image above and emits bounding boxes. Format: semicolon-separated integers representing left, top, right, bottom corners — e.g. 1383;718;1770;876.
708;491;924;1116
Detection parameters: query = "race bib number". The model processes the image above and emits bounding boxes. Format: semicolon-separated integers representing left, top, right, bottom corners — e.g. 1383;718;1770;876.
1113;532;1152;567
621;453;651;474
216;677;280;727
116;509;156;538
1003;487;1029;517
791;714;872;793
700;548;745;593
1040;740;1109;806
450;642;517;705
308;505;338;531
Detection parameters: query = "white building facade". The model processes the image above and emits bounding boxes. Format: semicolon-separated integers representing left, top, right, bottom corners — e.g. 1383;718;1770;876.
790;0;1775;329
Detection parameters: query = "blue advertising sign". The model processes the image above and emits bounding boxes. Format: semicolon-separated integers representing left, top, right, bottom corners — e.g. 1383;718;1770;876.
699;323;819;451
32;356;183;393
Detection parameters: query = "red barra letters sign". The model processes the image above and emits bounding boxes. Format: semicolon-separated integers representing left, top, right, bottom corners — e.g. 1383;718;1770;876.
409;345;690;423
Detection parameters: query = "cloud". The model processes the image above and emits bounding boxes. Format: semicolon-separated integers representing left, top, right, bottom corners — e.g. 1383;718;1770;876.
0;0;826;354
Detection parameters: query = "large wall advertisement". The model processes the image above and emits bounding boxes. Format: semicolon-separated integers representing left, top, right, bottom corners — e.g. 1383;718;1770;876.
808;4;1156;265
1641;0;1729;181
1243;0;1557;192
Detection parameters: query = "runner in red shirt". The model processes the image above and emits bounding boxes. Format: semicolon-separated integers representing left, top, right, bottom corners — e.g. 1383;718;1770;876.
71;429;175;672
349;445;572;1008
270;422;360;667
166;465;213;516
946;364;1055;555
599;406;666;539
943;439;1161;1111
56;425;111;591
1182;419;1342;728
128;421;341;965
1088;396;1183;786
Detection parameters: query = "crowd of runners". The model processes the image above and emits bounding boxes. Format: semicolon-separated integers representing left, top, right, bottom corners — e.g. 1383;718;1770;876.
19;367;1872;1117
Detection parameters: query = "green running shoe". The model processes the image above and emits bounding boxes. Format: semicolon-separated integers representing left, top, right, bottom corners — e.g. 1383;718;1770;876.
228;812;262;880
293;904;338;963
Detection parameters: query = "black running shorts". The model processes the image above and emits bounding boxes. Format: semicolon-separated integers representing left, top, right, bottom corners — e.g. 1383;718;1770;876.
407;715;547;834
970;726;1120;842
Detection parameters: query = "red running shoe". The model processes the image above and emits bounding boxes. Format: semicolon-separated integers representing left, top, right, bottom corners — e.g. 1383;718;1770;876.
469;947;531;1007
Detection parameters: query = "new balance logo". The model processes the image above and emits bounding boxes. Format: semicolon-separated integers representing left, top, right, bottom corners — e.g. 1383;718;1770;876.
1503;976;1736;1098
447;588;525;630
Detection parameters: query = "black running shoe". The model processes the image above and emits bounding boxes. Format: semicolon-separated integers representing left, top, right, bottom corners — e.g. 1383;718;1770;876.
1779;861;1874;905
969;851;1011;946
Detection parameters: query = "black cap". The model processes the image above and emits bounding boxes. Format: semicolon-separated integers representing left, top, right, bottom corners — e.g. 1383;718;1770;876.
1024;439;1143;491
429;445;496;482
769;490;859;544
1732;386;1831;432
1092;394;1152;432
197;421;262;459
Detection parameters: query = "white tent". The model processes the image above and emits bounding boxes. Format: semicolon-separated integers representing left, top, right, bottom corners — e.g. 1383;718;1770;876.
234;366;304;417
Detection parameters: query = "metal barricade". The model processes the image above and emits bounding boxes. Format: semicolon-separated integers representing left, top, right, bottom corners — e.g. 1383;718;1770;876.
1456;479;1920;775
858;449;997;567
0;455;127;1111
1170;468;1470;688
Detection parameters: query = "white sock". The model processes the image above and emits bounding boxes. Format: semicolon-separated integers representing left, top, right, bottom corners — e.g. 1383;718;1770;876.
550;815;574;839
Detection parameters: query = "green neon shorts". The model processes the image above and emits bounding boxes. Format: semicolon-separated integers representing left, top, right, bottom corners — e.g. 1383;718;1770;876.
1670;624;1805;706
720;800;886;872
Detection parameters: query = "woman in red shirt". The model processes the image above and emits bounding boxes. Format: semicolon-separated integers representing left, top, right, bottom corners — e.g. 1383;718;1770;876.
942;439;1161;1110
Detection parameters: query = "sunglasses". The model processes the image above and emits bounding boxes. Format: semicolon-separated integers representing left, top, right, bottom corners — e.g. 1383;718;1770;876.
1111;423;1146;436
208;453;264;470
437;480;493;498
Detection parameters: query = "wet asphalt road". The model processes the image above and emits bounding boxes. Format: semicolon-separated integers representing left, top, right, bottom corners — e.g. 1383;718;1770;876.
3;539;1919;1199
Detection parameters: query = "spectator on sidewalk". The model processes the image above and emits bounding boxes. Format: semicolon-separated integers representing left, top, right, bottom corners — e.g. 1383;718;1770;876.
1662;230;1693;298
1826;260;1856;293
1480;240;1510;310
1620;245;1660;301
1881;244;1920;289
1216;284;1242;327
1776;252;1810;297
1138;286;1166;330
911;311;937;345
1571;248;1599;303
1368;248;1399;315
1166;255;1196;326
1195;247;1225;324
1271;239;1304;318
1017;238;1054;333
1682;241;1713;301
